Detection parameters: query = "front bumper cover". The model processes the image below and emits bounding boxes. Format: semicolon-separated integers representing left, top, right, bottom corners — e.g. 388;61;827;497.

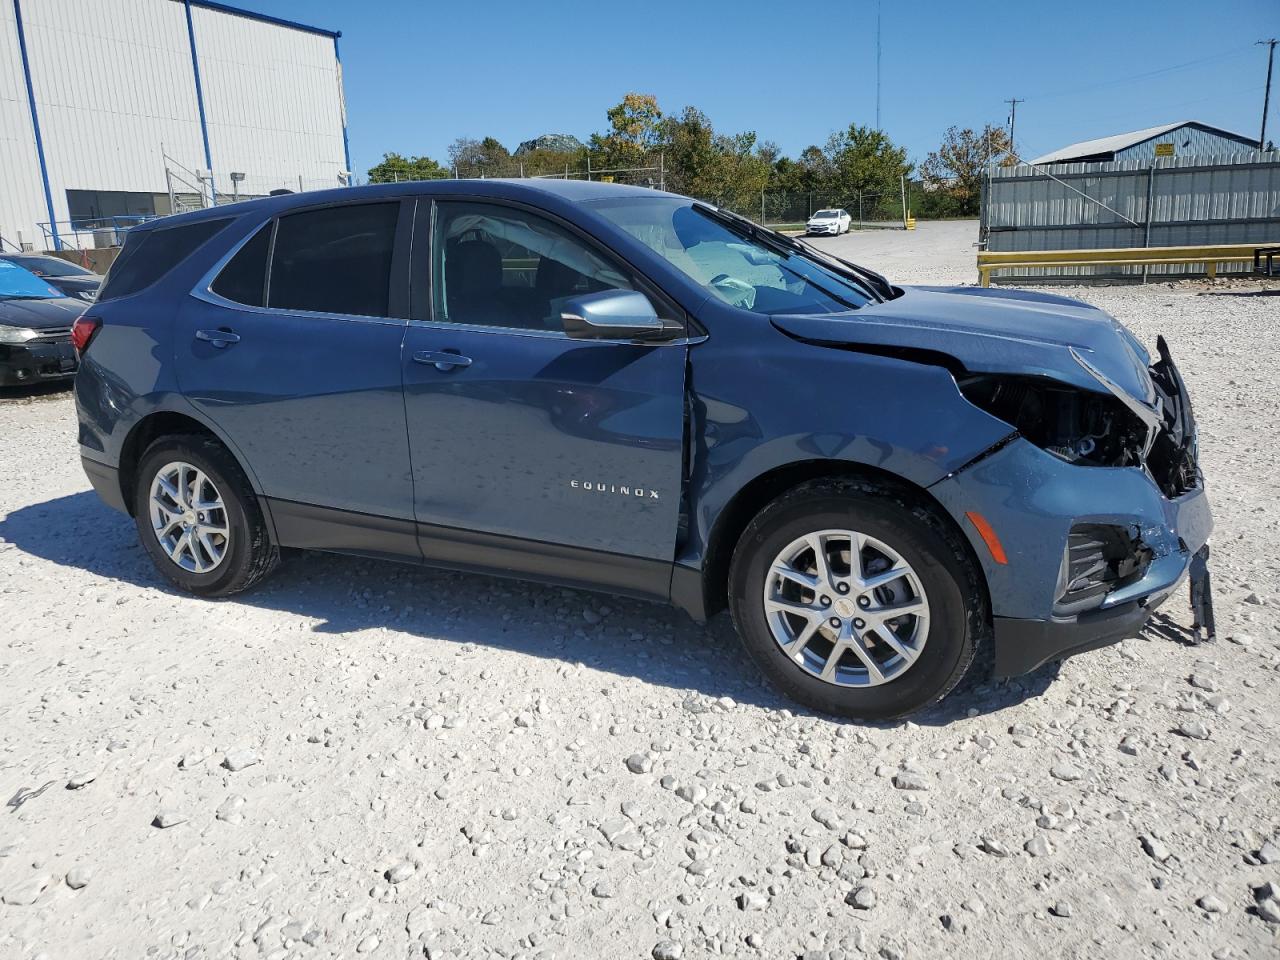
929;435;1212;677
0;340;77;386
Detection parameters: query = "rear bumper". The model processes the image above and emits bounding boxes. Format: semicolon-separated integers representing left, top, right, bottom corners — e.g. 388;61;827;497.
81;455;127;514
0;341;77;386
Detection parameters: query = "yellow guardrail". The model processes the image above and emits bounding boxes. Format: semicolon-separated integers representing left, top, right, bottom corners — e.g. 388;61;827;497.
976;242;1277;287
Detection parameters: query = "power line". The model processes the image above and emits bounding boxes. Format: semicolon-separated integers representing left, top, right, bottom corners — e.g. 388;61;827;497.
1021;44;1252;104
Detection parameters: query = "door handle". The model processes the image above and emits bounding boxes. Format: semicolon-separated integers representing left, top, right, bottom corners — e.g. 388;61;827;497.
413;350;472;372
195;328;241;348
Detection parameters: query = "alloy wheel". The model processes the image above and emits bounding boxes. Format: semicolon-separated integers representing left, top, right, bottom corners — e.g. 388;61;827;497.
763;528;930;687
148;461;230;573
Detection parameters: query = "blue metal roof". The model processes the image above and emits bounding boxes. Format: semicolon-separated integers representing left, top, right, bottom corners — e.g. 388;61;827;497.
185;0;340;39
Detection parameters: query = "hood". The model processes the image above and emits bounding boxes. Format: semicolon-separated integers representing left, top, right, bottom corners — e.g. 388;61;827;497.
771;284;1156;404
0;296;87;329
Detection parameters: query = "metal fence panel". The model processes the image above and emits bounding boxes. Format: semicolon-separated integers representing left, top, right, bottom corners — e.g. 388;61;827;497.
983;152;1280;280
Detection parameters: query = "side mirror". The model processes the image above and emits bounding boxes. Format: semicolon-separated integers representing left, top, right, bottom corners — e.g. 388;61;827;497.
560;290;674;341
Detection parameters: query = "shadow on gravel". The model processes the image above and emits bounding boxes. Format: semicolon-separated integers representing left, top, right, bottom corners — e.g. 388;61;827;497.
2;491;1058;722
1196;289;1280;297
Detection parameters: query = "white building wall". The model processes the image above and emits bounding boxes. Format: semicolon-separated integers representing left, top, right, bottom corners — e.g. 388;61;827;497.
20;0;207;237
0;0;347;251
191;6;347;197
0;5;53;251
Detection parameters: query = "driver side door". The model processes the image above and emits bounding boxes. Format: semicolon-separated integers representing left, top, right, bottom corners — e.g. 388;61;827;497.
400;197;689;599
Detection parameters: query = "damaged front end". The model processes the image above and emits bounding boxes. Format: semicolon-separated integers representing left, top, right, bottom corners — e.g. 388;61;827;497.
955;334;1201;501
934;333;1215;667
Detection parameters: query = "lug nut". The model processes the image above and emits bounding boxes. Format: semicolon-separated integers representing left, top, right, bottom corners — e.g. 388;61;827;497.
857;596;871;608
836;583;850;595
829;617;841;629
819;595;832;607
854;618;866;629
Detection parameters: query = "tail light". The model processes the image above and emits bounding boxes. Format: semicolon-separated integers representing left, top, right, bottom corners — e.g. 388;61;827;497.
70;315;101;355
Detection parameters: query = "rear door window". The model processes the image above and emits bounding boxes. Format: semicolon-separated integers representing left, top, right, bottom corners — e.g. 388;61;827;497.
211;221;273;307
268;203;400;317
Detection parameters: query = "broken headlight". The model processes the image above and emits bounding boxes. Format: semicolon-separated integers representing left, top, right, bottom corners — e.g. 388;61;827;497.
958;374;1149;467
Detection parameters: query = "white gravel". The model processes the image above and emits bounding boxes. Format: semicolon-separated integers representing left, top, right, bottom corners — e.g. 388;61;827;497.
2;220;1278;959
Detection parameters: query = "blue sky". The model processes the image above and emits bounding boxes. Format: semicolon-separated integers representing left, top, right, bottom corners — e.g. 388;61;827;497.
254;0;1278;175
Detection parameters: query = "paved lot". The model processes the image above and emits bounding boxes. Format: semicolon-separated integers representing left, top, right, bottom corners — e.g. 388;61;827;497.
1;221;1278;959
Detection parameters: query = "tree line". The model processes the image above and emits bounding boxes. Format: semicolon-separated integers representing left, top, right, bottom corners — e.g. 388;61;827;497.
367;93;1014;221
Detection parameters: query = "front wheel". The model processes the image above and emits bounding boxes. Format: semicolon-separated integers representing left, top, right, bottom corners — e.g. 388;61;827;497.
133;434;279;597
728;478;985;720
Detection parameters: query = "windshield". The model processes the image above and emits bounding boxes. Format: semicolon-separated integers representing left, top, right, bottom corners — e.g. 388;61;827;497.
813;210;838;219
0;260;61;300
4;255;90;278
589;197;874;316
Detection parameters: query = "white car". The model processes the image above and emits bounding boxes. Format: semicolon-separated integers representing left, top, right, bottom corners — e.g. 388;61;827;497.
805;208;851;235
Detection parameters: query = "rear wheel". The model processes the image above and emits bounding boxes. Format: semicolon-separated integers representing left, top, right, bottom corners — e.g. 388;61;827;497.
728;478;984;720
133;434;278;596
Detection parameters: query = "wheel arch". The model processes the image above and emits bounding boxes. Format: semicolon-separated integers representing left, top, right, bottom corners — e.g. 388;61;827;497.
692;458;991;624
118;411;258;520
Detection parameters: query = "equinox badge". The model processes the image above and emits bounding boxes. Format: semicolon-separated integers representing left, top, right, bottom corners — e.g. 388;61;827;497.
570;479;659;500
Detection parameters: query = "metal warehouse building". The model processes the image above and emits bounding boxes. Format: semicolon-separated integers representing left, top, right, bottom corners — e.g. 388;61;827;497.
1029;121;1260;166
1;0;350;253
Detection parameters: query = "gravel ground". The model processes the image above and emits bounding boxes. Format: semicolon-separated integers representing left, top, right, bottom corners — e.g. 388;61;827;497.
2;220;1278;960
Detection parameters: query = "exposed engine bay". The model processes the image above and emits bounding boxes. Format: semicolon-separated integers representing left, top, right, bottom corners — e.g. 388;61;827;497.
958;335;1200;500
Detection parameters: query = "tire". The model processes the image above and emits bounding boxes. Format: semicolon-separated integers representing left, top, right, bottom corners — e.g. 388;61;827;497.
133;434;279;597
728;477;986;720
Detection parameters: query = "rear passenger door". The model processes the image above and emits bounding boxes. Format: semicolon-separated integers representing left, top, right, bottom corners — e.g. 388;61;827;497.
400;198;688;598
176;199;419;557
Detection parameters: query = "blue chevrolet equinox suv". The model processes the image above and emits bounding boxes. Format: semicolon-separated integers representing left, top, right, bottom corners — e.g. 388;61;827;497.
73;180;1213;719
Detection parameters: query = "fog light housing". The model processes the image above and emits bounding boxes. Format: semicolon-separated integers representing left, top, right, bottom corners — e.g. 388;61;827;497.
1054;524;1151;616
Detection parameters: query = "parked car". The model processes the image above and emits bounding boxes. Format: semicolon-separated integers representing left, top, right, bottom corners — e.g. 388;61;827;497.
73;180;1211;720
805;208;851;235
0;253;100;302
0;260;87;386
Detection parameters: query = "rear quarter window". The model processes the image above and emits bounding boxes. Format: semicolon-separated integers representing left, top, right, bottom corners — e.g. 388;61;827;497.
97;218;231;302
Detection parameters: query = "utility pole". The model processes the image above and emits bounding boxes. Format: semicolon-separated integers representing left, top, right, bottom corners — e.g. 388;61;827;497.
875;0;882;131
1261;39;1277;149
1005;98;1024;152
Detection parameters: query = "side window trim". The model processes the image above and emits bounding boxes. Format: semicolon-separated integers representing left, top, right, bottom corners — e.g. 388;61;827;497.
197;199;412;324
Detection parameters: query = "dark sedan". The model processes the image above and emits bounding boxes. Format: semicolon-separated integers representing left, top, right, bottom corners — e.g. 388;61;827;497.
0;252;100;303
0;260;87;387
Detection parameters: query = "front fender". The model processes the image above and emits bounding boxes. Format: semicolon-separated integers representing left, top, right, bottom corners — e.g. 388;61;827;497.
681;333;1015;570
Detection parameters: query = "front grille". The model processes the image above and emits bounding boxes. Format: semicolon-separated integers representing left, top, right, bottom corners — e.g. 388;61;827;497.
1055;524;1151;615
29;327;72;344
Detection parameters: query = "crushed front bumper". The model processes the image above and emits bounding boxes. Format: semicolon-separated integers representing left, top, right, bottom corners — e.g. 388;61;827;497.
0;340;78;386
929;436;1212;676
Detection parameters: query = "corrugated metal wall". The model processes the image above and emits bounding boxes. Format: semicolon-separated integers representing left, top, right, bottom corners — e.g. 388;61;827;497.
0;3;55;252
984;152;1280;280
1111;126;1259;165
0;0;346;251
190;5;346;196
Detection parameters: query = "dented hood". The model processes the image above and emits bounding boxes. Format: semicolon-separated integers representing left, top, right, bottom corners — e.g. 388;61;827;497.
771;285;1156;404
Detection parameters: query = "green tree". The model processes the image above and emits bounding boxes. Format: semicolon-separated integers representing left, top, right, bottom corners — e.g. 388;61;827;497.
590;92;663;169
821;124;911;220
920;124;1012;216
366;152;449;183
448;136;512;175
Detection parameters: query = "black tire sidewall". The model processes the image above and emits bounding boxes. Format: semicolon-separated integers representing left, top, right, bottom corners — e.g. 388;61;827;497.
730;490;976;720
133;438;259;597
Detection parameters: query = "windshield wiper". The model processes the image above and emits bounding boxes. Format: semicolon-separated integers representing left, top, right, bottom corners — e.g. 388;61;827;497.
693;203;890;303
792;237;895;302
